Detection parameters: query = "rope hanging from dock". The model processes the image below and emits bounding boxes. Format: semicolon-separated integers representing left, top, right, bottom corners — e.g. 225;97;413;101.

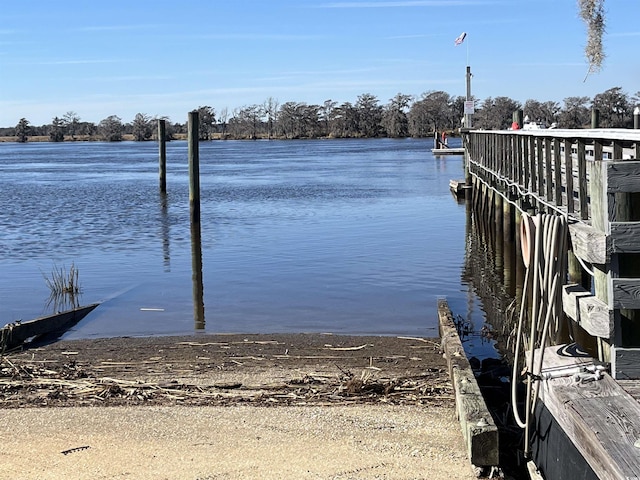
510;212;568;458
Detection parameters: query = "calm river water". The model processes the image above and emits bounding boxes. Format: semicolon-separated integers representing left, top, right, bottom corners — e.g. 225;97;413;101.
0;138;489;340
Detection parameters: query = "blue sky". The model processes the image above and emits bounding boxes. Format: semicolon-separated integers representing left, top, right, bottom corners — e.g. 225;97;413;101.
1;0;638;126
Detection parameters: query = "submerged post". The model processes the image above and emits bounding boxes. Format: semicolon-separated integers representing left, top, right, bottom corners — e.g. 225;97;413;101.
188;111;201;225
158;119;167;193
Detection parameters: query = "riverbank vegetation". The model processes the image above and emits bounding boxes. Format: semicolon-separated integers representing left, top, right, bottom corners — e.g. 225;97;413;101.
3;86;638;143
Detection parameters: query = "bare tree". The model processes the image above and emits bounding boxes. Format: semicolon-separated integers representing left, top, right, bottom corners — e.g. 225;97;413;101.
263;97;279;139
216;107;229;138
63;111;80;140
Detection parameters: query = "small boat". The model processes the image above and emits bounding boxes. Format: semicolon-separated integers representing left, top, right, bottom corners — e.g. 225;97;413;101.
0;303;99;351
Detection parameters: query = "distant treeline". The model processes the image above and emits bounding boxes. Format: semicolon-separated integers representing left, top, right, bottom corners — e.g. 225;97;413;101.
4;87;639;143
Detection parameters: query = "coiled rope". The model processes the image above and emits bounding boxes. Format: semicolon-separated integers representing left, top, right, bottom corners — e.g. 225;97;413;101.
511;212;568;458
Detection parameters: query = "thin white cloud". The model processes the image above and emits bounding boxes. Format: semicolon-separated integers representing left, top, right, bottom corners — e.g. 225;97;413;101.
318;1;501;7
75;24;165;32
194;33;325;41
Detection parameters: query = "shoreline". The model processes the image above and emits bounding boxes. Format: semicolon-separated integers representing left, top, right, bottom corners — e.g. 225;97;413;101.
0;333;477;479
1;333;452;408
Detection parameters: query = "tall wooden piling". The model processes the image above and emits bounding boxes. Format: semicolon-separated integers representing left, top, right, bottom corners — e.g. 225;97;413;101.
188;111;204;329
158;119;167;193
188;111;201;226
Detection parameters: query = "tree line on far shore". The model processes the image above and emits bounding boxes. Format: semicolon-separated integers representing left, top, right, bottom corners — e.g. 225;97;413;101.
5;86;639;143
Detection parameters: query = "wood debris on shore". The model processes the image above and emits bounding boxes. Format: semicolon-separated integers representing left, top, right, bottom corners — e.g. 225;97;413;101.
0;333;454;408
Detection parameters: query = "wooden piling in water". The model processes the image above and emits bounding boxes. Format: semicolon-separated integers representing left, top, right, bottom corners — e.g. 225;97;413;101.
188;111;201;226
158;119;167;193
187;111;204;329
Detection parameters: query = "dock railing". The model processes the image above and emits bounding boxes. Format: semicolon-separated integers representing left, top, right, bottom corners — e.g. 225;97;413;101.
464;128;640;379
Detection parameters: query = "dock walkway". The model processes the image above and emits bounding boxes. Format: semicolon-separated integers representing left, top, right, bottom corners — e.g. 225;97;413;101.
462;127;640;478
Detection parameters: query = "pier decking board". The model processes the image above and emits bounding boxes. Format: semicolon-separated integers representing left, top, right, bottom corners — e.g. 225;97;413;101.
532;344;640;479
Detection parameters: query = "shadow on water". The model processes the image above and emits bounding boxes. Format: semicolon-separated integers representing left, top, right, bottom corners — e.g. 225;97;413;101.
461;199;528;477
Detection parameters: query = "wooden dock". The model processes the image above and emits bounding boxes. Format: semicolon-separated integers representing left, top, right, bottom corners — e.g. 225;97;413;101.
432;147;465;155
461;127;640;479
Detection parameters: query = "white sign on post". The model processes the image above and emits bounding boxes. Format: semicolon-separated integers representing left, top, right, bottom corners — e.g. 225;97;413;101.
464;100;475;115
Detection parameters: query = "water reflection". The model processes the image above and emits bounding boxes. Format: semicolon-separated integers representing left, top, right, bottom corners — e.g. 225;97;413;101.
159;191;171;271
191;220;205;330
462;200;520;361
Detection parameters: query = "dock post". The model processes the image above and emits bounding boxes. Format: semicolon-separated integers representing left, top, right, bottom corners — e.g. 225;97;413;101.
634;106;640;130
188;111;205;330
158;119;167;193
188;111;201;226
591;108;600;129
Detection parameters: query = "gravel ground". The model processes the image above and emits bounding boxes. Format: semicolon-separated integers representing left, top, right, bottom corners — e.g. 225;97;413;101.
0;334;477;479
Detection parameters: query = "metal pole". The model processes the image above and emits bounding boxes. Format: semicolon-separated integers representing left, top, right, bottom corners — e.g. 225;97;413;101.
465;66;473;129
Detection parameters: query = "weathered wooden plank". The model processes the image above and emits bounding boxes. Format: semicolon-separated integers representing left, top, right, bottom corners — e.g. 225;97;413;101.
564;138;575;214
577;139;589;220
613;278;640;309
438;299;499;467
534;344;640;480
568;222;607;264
610;222;640;253
1;303;99;350
544;137;553;201
536;137;544;196
607;161;640;193
562;284;613;338
614;347;640;380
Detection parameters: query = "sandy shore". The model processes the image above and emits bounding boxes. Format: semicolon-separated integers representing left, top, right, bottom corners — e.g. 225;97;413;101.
0;334;476;479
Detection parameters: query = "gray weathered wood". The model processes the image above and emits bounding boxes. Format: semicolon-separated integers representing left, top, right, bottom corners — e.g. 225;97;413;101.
610;222;640;253
607;161;640;193
562;284;613;338
614;347;640;380
438;299;499;467
568;221;607;264
612;278;640;309
534;344;640;480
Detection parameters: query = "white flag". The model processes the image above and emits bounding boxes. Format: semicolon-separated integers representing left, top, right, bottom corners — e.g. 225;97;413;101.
454;32;467;46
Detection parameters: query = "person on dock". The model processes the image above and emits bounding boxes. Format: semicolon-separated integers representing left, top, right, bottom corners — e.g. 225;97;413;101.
441;131;448;147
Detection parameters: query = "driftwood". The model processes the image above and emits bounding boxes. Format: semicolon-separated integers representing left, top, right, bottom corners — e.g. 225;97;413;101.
0;357;452;408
